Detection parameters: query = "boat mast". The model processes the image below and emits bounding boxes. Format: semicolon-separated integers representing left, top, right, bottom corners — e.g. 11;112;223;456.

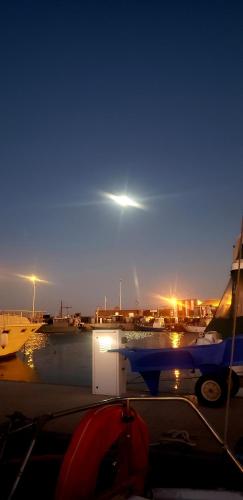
224;216;243;444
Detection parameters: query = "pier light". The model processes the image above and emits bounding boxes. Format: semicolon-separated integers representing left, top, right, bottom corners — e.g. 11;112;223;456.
155;294;180;323
17;273;49;318
170;297;177;307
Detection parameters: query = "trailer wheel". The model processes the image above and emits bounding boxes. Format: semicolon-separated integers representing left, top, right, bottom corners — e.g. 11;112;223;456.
195;373;227;407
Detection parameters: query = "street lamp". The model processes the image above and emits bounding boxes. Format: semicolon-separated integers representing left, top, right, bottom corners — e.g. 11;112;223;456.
17;274;49;318
30;275;37;318
119;279;122;310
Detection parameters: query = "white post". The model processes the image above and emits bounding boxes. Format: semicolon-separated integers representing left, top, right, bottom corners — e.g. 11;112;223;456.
174;302;178;323
119;279;122;310
105;296;107;310
32;280;36;319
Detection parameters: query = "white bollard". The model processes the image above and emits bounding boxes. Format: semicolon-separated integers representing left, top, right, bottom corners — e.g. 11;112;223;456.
92;329;127;396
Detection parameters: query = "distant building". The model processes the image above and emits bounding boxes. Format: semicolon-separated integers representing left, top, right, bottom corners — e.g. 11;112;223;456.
95;308;141;324
94;299;219;325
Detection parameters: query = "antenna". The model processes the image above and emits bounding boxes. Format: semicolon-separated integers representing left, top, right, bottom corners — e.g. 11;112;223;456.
60;301;72;317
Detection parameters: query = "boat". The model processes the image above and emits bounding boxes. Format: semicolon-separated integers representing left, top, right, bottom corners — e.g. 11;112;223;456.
136;317;167;332
205;231;243;337
1;395;243;499
0;311;43;358
39;319;83;334
183;317;212;334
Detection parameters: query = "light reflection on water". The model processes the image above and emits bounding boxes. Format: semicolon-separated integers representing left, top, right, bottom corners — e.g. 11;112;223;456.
168;332;183;348
174;369;180;390
22;333;46;369
9;330;198;392
124;330;189;349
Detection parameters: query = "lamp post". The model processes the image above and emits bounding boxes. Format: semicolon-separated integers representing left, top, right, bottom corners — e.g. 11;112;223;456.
119;279;122;311
171;297;178;323
31;276;36;318
17;273;49;320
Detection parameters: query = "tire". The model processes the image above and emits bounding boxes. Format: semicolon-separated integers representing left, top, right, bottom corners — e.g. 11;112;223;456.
195;373;227;407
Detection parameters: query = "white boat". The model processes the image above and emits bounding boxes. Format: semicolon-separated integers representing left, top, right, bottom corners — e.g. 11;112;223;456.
137;317;166;332
0;311;43;358
183;317;211;334
184;324;206;334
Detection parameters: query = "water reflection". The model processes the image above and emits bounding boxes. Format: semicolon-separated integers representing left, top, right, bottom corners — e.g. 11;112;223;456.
124;330;193;349
20;332;47;369
1;330;199;392
168;331;184;348
174;369;181;390
0;356;39;382
121;330;195;395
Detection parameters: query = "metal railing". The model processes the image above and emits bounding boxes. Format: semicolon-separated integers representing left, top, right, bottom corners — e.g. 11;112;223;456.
0;310;45;323
3;394;243;500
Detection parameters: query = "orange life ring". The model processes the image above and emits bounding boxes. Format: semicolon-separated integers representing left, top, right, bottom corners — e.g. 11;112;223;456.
55;404;149;500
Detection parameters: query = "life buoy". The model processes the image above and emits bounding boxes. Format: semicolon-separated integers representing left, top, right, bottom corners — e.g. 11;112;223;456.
55;404;149;500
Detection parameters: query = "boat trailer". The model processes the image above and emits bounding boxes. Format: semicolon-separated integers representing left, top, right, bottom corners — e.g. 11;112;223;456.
111;335;243;406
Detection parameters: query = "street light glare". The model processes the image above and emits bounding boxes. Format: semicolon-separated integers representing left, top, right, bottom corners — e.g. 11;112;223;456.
106;193;143;209
16;273;50;318
17;273;50;284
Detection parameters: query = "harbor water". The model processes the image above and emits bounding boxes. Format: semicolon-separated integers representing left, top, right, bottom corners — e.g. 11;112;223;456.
0;330;199;395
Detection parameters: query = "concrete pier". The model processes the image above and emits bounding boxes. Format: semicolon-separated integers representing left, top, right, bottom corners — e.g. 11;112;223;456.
1;380;243;454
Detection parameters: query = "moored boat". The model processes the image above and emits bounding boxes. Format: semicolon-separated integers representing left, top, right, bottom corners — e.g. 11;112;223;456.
205;231;243;337
136;317;167;332
0;311;43;358
183;318;211;334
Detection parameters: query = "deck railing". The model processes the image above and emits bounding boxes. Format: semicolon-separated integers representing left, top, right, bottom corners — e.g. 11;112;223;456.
0;310;45;323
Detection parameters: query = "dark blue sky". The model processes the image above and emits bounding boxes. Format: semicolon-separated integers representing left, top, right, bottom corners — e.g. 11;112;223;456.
0;1;242;315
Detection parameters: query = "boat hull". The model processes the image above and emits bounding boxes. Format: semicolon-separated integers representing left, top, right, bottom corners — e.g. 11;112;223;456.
0;323;42;358
136;325;167;332
184;325;206;334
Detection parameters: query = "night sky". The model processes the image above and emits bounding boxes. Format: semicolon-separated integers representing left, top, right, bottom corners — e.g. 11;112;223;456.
0;1;243;315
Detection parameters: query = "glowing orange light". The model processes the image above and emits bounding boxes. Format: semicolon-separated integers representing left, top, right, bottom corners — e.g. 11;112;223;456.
155;294;184;308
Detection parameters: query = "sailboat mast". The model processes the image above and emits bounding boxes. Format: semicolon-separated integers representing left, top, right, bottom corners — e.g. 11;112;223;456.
224;216;243;444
